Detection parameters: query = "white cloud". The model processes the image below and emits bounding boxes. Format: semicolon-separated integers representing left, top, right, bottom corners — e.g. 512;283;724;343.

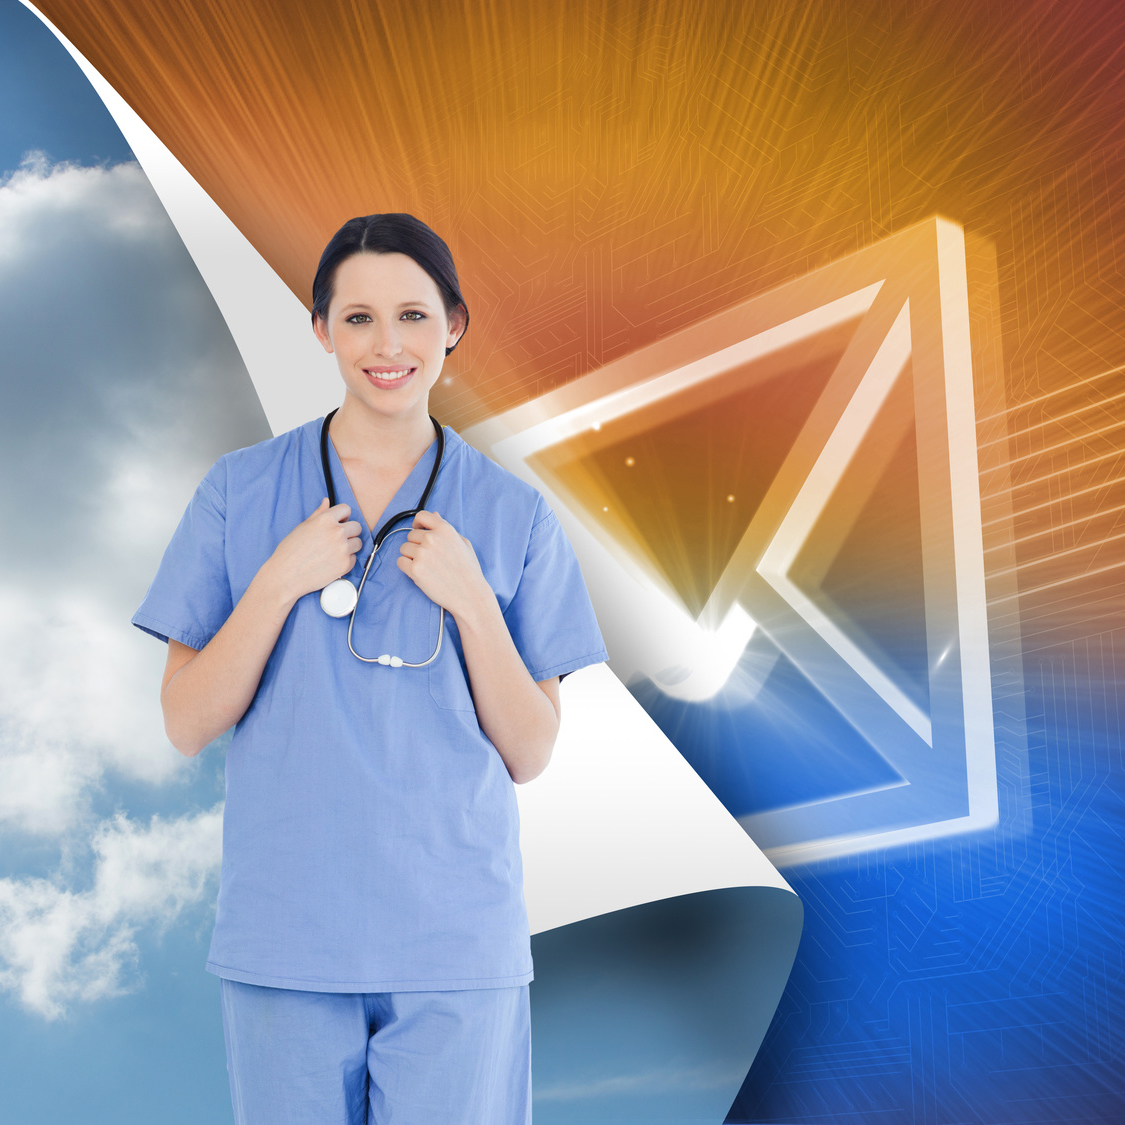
0;587;181;835
0;151;169;262
0;804;222;1019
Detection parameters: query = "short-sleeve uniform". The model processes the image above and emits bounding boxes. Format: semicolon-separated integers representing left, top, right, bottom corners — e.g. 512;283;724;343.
132;419;607;993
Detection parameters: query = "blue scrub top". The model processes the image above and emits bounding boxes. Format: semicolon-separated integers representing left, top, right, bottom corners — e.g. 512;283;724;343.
132;419;608;992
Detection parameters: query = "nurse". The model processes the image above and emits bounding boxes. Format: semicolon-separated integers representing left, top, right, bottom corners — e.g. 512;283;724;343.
132;213;608;1124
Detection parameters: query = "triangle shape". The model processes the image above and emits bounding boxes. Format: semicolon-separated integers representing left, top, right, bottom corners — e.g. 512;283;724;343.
528;318;861;615
789;358;930;713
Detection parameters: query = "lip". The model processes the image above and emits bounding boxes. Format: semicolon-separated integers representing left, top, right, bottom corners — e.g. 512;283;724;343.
363;365;417;389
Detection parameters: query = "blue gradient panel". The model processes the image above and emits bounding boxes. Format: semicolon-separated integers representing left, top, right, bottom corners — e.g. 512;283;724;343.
729;643;1125;1123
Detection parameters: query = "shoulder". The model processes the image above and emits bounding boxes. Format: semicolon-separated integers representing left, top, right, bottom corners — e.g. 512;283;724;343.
444;428;549;521
200;419;321;506
441;429;561;566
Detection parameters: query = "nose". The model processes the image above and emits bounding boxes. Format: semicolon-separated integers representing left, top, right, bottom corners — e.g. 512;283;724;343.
372;318;403;358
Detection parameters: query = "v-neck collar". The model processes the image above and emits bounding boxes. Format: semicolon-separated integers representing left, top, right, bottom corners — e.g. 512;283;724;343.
313;417;448;558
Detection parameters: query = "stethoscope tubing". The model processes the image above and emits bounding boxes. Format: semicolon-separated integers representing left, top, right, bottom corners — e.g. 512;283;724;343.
347;527;445;667
319;409;446;667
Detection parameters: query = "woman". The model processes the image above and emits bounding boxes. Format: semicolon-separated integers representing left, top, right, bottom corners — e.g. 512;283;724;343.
132;213;607;1124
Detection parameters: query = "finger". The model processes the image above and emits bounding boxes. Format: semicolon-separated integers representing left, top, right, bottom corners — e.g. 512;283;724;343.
412;509;442;530
309;497;330;518
329;502;352;521
345;520;364;538
398;541;418;560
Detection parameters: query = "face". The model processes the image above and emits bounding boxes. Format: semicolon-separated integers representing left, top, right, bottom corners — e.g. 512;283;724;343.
312;251;466;422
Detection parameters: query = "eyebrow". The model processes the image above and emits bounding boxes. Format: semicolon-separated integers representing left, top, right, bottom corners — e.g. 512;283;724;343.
340;298;438;311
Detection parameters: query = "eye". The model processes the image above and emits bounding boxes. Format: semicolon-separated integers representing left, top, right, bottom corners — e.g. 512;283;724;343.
345;313;372;324
400;310;426;321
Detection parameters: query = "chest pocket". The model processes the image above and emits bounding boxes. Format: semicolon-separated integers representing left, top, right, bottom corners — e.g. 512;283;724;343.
427;602;478;713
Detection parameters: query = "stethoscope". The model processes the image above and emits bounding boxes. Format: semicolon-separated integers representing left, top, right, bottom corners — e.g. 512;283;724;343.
317;408;446;668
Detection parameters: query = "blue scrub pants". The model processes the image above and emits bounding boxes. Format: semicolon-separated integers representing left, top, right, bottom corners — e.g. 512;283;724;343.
220;979;532;1124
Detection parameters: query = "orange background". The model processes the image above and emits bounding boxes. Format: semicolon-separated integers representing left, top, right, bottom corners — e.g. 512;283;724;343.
36;0;1125;648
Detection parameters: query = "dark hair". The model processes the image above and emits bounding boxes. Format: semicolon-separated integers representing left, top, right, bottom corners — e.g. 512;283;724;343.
311;213;469;355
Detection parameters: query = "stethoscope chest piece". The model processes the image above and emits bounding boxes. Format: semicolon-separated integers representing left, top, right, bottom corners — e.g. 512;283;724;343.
320;577;359;618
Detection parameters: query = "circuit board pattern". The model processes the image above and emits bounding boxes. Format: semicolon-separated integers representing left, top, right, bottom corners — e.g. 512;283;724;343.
32;0;1125;1120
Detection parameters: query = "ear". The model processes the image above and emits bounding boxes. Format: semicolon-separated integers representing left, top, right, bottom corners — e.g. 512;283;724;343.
312;311;334;354
445;305;468;351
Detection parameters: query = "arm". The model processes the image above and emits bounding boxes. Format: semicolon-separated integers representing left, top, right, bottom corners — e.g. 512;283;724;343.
397;510;561;784
161;498;363;756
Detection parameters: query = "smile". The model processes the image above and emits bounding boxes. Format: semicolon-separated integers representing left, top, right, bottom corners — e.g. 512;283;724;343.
364;366;415;385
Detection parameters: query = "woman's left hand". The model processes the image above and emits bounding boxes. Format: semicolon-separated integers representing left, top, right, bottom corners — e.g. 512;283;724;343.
397;510;492;618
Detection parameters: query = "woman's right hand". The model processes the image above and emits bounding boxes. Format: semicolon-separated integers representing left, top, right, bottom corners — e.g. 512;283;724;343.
265;498;364;602
163;499;363;756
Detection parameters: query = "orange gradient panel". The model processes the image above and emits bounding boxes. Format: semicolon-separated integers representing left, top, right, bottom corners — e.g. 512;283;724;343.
36;0;1125;641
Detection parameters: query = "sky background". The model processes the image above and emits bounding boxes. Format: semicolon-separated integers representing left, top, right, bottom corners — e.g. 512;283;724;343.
0;2;266;1118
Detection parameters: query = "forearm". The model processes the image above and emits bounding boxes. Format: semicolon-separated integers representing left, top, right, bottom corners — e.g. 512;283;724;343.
453;592;560;784
161;562;299;756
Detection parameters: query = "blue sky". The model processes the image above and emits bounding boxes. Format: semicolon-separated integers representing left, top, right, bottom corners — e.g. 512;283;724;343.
0;1;133;174
0;3;268;1121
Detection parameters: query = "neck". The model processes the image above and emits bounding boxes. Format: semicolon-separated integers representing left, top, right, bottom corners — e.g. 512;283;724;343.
329;395;436;468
